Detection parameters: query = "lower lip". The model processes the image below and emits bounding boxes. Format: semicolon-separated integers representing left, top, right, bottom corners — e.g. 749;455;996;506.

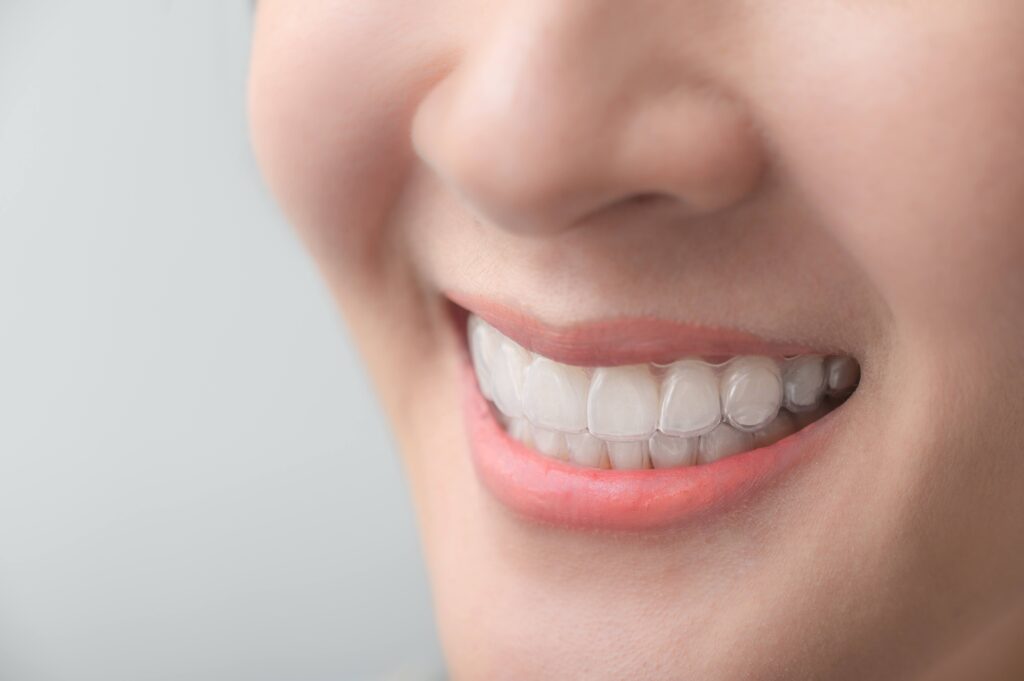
461;357;833;532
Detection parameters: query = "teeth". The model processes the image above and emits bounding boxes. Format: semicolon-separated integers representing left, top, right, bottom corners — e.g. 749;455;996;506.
522;357;590;433
659;360;722;437
826;356;860;395
470;315;858;471
793;403;832;430
720;356;783;431
699;424;754;464
506;418;533;445
606;440;649;470
468;317;501;400
533;427;569;461
490;337;532;419
783;356;825;412
587;366;660;440
752;411;797;448
566;432;609;468
648;432;698;469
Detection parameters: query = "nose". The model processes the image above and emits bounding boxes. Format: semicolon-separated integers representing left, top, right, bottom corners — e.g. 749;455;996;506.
412;2;767;235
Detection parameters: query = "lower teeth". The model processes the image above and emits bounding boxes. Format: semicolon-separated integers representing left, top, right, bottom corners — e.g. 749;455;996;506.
498;402;841;470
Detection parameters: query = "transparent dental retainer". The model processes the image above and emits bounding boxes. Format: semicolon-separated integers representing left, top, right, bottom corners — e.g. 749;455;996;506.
468;315;860;470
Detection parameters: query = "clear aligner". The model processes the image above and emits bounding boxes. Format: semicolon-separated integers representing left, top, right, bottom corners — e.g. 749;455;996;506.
470;316;859;470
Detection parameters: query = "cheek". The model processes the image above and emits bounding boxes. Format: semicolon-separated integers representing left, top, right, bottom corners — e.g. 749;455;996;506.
759;5;1024;336
247;1;445;279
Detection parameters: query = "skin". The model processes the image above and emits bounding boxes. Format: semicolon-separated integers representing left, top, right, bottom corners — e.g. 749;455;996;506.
248;2;1024;679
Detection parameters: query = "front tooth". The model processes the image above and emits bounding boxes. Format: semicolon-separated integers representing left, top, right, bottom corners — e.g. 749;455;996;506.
783;356;825;412
720;357;783;431
522;357;590;433
468;316;501;400
826;356;860;395
606;440;648;470
752;411;797;448
659;360;721;437
566;432;608;468
587;366;659;440
532;427;569;461
490;336;532;419
699;424;754;464
648;433;698;469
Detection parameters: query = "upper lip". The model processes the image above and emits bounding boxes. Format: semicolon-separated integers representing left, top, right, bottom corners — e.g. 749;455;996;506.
448;291;839;365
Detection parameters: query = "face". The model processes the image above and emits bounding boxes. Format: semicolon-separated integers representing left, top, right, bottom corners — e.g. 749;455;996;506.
248;2;1024;679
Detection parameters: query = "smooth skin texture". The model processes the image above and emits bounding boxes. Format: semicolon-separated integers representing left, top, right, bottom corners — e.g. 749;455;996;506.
248;2;1024;679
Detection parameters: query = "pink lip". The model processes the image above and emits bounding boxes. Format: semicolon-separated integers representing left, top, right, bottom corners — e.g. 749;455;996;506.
449;293;824;365
462;361;832;531
449;296;841;531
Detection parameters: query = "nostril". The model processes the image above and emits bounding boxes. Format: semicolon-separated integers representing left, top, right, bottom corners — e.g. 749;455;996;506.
623;192;667;206
569;191;688;231
621;192;675;209
573;191;678;226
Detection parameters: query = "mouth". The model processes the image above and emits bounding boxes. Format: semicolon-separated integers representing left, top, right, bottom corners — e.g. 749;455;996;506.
450;294;861;531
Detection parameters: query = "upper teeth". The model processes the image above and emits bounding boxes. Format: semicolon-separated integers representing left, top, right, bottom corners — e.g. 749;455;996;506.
719;356;784;429
523;357;590;432
468;315;858;468
659;360;722;437
587;365;661;440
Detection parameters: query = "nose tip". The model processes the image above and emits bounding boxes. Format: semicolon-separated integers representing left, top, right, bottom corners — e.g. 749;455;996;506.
412;11;767;235
413;74;620;234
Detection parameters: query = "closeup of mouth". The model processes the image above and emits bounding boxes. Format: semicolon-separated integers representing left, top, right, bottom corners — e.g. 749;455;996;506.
451;298;860;530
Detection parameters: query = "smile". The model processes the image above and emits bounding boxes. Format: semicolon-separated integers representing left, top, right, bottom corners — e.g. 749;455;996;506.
455;300;860;530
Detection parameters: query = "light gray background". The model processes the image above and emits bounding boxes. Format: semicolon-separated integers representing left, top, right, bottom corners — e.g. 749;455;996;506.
0;2;442;679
